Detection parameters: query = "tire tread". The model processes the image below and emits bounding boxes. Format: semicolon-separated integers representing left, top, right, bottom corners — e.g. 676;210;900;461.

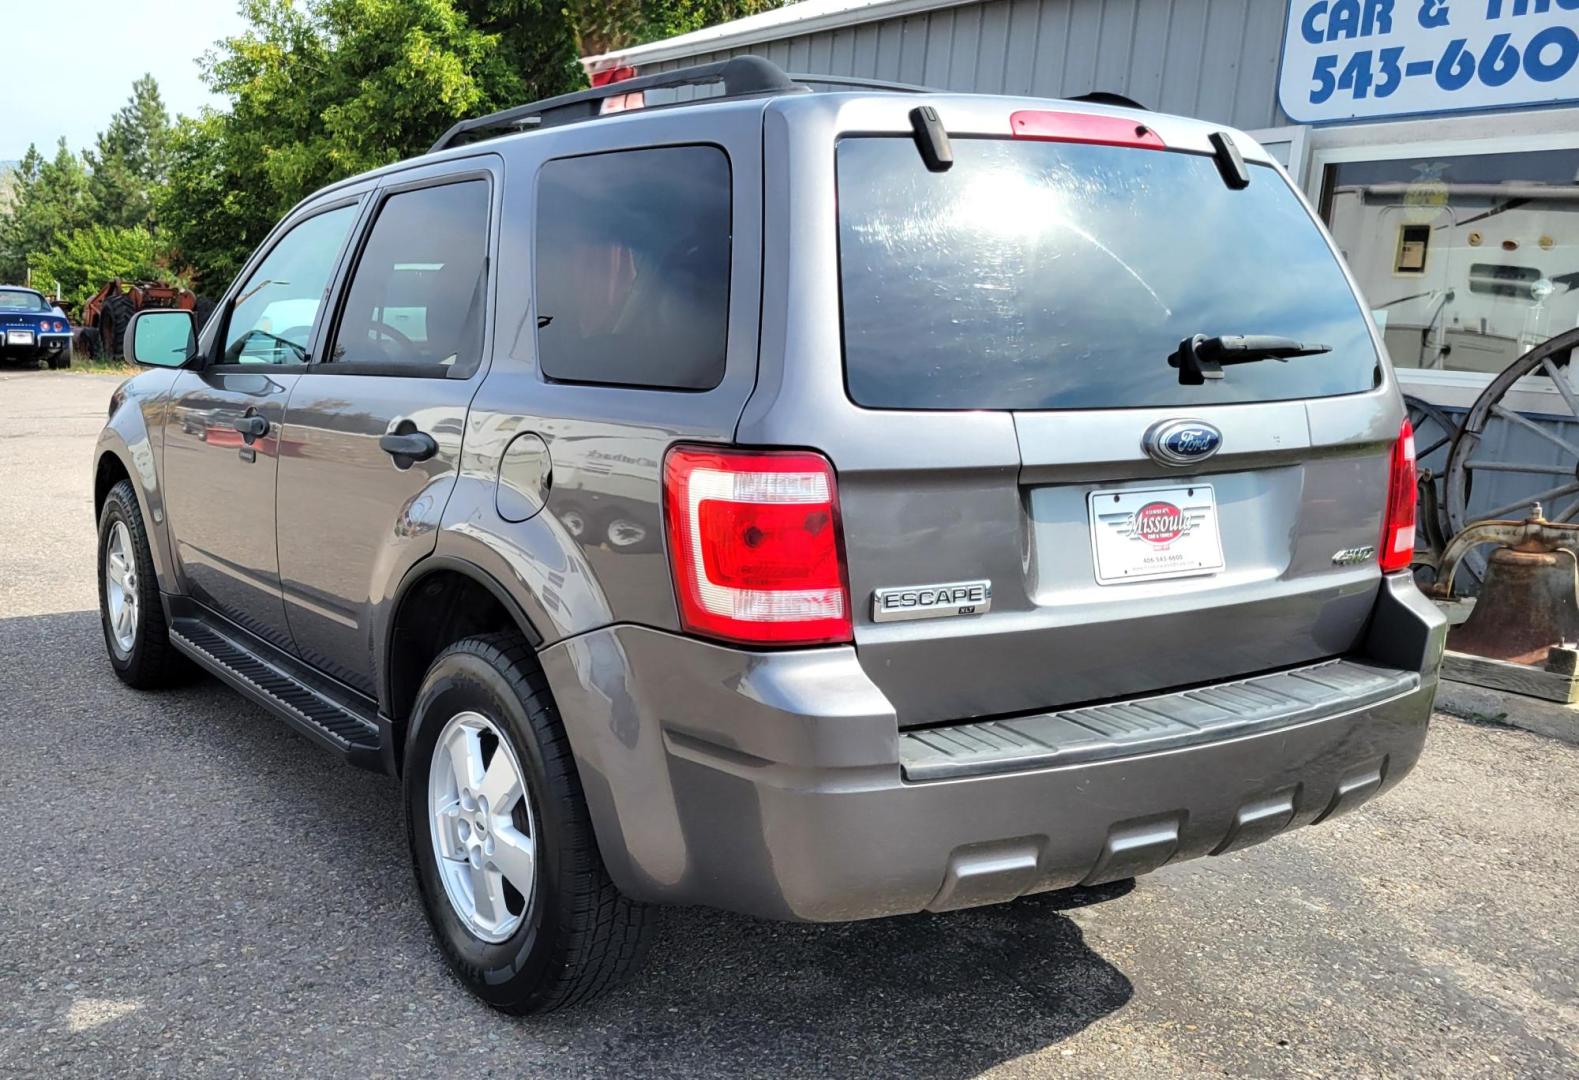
417;632;652;1013
99;479;190;689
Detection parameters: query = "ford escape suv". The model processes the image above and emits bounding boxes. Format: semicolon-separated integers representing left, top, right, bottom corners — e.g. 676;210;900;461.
94;58;1445;1013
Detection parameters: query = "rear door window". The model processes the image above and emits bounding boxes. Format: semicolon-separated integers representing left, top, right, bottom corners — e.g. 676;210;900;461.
534;145;731;390
327;179;491;376
836;137;1380;410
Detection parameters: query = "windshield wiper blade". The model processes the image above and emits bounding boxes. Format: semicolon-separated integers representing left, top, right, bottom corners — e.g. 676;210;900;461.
1168;334;1331;385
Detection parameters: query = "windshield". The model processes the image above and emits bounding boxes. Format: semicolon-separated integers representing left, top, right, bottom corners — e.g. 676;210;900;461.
0;289;49;313
836;137;1380;410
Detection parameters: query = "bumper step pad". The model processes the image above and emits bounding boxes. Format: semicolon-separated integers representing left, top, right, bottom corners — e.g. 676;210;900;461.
900;659;1418;781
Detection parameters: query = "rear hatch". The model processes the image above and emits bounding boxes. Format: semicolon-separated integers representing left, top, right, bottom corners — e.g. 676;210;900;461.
823;110;1400;726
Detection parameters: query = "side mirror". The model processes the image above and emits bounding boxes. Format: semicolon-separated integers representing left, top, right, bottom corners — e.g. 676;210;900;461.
125;308;198;368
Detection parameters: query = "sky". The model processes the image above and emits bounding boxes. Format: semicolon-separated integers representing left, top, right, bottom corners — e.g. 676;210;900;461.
0;1;250;161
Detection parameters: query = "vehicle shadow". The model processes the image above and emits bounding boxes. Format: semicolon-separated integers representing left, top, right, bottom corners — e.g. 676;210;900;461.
3;610;1134;1078
588;884;1136;1078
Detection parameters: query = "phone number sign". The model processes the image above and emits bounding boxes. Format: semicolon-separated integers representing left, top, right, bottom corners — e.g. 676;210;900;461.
1280;1;1579;123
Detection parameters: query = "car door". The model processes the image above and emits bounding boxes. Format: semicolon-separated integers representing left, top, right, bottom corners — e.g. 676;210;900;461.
275;163;496;696
162;197;365;651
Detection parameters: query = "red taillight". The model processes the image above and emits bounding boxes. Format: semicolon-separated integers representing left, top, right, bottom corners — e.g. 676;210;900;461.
1010;110;1166;150
1380;417;1417;573
53;320;65;332
663;446;851;646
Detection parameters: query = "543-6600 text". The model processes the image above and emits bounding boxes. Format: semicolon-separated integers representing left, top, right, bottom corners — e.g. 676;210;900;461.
1310;25;1578;103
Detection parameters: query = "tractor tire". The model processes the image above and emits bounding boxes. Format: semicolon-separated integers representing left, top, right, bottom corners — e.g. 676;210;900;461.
101;293;136;361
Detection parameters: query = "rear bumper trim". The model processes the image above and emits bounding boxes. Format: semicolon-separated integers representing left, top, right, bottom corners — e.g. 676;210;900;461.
899;658;1419;781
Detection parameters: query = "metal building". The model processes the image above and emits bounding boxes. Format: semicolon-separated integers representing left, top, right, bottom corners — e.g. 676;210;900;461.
597;0;1290;131
584;0;1579;535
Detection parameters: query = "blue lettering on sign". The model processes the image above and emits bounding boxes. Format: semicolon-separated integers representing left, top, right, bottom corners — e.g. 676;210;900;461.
1302;0;1397;43
1487;1;1579;19
1417;0;1451;29
1289;0;1579;117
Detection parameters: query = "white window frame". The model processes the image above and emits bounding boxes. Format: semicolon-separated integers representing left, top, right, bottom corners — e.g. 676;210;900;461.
1245;125;1311;189
1299;107;1579;410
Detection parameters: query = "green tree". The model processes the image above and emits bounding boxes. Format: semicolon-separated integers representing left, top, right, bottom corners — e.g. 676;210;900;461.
86;75;173;232
0;139;94;284
157;111;257;292
28;224;170;306
161;0;582;292
574;0;787;56
154;0;786;291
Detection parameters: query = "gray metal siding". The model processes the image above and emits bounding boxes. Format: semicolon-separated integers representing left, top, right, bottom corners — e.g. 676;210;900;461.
644;0;1294;130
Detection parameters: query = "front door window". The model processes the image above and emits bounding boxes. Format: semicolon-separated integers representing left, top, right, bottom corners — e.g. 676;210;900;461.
221;204;358;365
1323;148;1579;374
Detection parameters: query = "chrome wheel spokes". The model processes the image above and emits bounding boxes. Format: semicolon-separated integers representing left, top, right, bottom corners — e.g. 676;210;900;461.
104;521;139;656
428;711;536;942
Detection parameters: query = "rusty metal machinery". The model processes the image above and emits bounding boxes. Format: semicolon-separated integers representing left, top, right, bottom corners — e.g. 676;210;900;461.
1404;394;1458;581
1442;327;1579;590
1428;505;1579;668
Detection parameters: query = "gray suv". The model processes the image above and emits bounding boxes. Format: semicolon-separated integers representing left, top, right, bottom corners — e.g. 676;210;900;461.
94;58;1445;1013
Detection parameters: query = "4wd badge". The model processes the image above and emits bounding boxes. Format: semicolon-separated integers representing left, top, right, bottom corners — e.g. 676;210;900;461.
872;580;992;623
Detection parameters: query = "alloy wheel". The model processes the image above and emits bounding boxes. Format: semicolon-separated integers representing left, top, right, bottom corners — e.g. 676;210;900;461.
427;710;538;942
104;521;139;656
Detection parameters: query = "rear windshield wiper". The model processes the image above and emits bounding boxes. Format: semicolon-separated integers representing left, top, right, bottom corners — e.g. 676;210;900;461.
1168;334;1331;385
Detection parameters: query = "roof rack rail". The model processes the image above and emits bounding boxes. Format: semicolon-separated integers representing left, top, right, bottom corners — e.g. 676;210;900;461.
430;56;934;153
432;56;801;152
784;73;932;94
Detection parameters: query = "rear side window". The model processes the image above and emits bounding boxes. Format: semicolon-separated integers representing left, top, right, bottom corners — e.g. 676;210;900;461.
534;145;731;390
329;179;491;377
836;137;1380;410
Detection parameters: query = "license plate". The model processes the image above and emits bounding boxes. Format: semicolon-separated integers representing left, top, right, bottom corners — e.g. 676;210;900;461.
1089;484;1225;585
5;330;35;346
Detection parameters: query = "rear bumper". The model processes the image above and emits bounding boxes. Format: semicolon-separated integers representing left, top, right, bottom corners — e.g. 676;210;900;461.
0;333;69;357
542;574;1445;922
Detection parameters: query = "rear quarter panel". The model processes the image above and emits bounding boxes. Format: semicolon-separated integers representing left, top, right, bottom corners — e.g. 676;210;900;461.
439;102;768;646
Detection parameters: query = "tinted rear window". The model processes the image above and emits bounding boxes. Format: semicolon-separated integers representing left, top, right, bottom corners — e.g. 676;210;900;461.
535;145;731;391
836;137;1379;410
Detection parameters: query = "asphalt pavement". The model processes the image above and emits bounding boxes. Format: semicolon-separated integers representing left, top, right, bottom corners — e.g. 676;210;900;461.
1;368;1576;1078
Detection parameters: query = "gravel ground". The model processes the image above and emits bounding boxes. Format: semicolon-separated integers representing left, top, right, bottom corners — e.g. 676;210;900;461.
1;369;1576;1078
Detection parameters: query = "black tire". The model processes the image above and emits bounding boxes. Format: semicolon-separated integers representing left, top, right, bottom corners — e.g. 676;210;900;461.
101;293;136;360
404;633;652;1013
96;479;190;689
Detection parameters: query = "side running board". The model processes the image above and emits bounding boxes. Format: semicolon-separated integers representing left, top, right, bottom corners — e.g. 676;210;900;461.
169;616;391;773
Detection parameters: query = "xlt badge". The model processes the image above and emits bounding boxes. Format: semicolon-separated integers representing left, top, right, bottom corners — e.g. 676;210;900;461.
872;580;992;623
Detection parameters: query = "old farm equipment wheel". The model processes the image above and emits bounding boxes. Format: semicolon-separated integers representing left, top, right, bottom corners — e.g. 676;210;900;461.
1443;327;1579;592
1404;394;1457;582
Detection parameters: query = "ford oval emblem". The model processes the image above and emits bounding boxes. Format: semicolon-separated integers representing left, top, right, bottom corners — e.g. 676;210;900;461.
1143;419;1223;467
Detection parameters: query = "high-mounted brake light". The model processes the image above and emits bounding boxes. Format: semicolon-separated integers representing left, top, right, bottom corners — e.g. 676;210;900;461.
1010;110;1166;150
589;65;637;87
664;446;852;646
1380;418;1417;573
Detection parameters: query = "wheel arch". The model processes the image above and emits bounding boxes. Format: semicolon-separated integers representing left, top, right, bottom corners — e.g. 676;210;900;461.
382;555;547;760
93;437;178;594
93;448;133;521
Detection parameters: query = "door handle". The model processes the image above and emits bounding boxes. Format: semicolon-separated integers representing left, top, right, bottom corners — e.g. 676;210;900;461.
379;431;438;467
233;415;269;440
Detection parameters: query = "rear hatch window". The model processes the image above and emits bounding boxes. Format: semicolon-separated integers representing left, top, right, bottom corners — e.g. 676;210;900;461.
836;136;1379;410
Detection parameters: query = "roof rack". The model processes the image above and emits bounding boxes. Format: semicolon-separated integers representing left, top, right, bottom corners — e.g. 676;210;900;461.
784;73;931;94
430;56;930;153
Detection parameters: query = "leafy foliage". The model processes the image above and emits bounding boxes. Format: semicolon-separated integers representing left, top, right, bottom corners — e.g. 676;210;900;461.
28;225;172;304
86;75;172;232
2;0;778;297
0;140;95;285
